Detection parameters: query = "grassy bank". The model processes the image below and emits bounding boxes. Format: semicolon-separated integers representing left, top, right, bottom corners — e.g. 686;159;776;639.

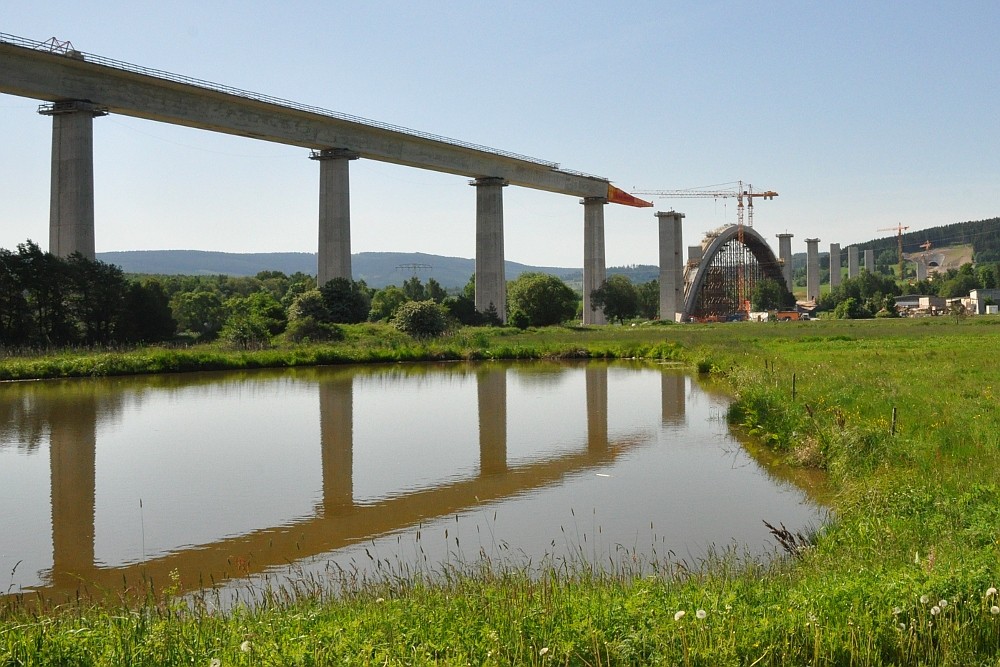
3;318;1000;665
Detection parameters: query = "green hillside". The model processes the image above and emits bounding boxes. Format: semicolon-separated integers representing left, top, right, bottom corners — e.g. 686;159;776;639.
95;249;578;290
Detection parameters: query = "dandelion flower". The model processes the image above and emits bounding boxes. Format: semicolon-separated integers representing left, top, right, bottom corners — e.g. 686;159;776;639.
674;610;686;621
920;595;930;604
931;606;941;616
987;587;997;598
209;660;221;667
892;607;902;616
992;606;1000;616
696;609;707;619
938;599;948;608
240;641;251;653
539;647;549;656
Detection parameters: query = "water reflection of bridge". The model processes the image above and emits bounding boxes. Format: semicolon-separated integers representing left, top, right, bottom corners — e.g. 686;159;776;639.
7;364;687;600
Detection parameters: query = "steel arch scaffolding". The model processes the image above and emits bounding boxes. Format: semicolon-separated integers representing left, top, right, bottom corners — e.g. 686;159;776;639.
682;225;786;321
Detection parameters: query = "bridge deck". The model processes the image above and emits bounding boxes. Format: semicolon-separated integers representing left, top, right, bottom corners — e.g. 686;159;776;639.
0;34;609;198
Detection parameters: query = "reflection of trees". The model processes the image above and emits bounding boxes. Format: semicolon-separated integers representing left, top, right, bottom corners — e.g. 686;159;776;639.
0;391;47;452
0;380;128;453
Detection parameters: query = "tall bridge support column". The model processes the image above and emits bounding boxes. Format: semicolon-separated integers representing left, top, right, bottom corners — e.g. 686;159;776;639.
830;243;842;288
582;197;608;325
848;246;859;278
864;249;874;273
805;238;821;302
473;177;508;322
776;233;794;292
312;149;359;287
39;101;106;259
656;210;684;322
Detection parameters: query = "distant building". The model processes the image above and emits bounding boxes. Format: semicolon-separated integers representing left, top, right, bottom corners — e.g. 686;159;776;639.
918;296;946;315
969;289;1000;314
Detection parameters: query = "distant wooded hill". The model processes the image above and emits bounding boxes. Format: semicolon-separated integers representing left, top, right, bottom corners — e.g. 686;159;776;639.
96;249;660;291
95;250;575;290
788;216;1000;270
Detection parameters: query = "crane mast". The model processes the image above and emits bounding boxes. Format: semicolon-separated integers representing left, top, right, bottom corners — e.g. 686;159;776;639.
877;223;910;279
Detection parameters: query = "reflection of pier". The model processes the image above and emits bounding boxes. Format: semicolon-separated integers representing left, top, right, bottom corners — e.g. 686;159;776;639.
18;364;686;600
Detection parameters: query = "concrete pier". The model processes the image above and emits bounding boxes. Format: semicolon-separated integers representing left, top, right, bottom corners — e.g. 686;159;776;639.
776;233;794;292
39;101;106;259
916;259;928;280
848;246;859;278
312;148;358;287
805;238;821;302
656;211;684;322
473;177;508;322
582;197;608;325
864;249;874;273
829;243;841;288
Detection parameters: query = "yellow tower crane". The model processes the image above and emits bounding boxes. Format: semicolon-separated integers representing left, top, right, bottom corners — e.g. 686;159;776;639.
630;181;778;316
878;223;910;279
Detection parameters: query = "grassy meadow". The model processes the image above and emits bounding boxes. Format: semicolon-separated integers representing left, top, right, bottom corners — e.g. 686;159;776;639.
3;316;1000;665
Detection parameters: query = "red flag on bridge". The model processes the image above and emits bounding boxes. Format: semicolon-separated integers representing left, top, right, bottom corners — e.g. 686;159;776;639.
607;185;653;208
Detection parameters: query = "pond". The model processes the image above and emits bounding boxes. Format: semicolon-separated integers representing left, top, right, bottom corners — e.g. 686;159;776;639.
0;361;823;599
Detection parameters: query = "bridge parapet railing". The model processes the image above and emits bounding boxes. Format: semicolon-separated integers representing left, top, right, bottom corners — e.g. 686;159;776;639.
0;31;602;178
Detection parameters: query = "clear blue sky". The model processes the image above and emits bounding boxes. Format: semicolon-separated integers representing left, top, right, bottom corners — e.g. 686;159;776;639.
2;1;998;267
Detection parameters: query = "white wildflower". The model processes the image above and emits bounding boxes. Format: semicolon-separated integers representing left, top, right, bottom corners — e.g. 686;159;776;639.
987;587;998;598
696;609;707;620
920;595;930;604
539;647;549;656
240;640;251;653
931;606;941;616
938;599;948;608
991;606;1000;616
674;610;686;621
209;660;221;667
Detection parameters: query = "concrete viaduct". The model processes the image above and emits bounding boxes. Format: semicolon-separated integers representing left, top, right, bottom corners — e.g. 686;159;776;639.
0;33;651;324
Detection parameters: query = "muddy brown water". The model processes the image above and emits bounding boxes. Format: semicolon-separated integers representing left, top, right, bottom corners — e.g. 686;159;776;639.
0;360;823;600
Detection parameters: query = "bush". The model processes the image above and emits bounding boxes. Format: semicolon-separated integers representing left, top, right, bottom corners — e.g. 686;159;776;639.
391;300;449;338
319;278;370;324
220;313;273;349
284;316;344;343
